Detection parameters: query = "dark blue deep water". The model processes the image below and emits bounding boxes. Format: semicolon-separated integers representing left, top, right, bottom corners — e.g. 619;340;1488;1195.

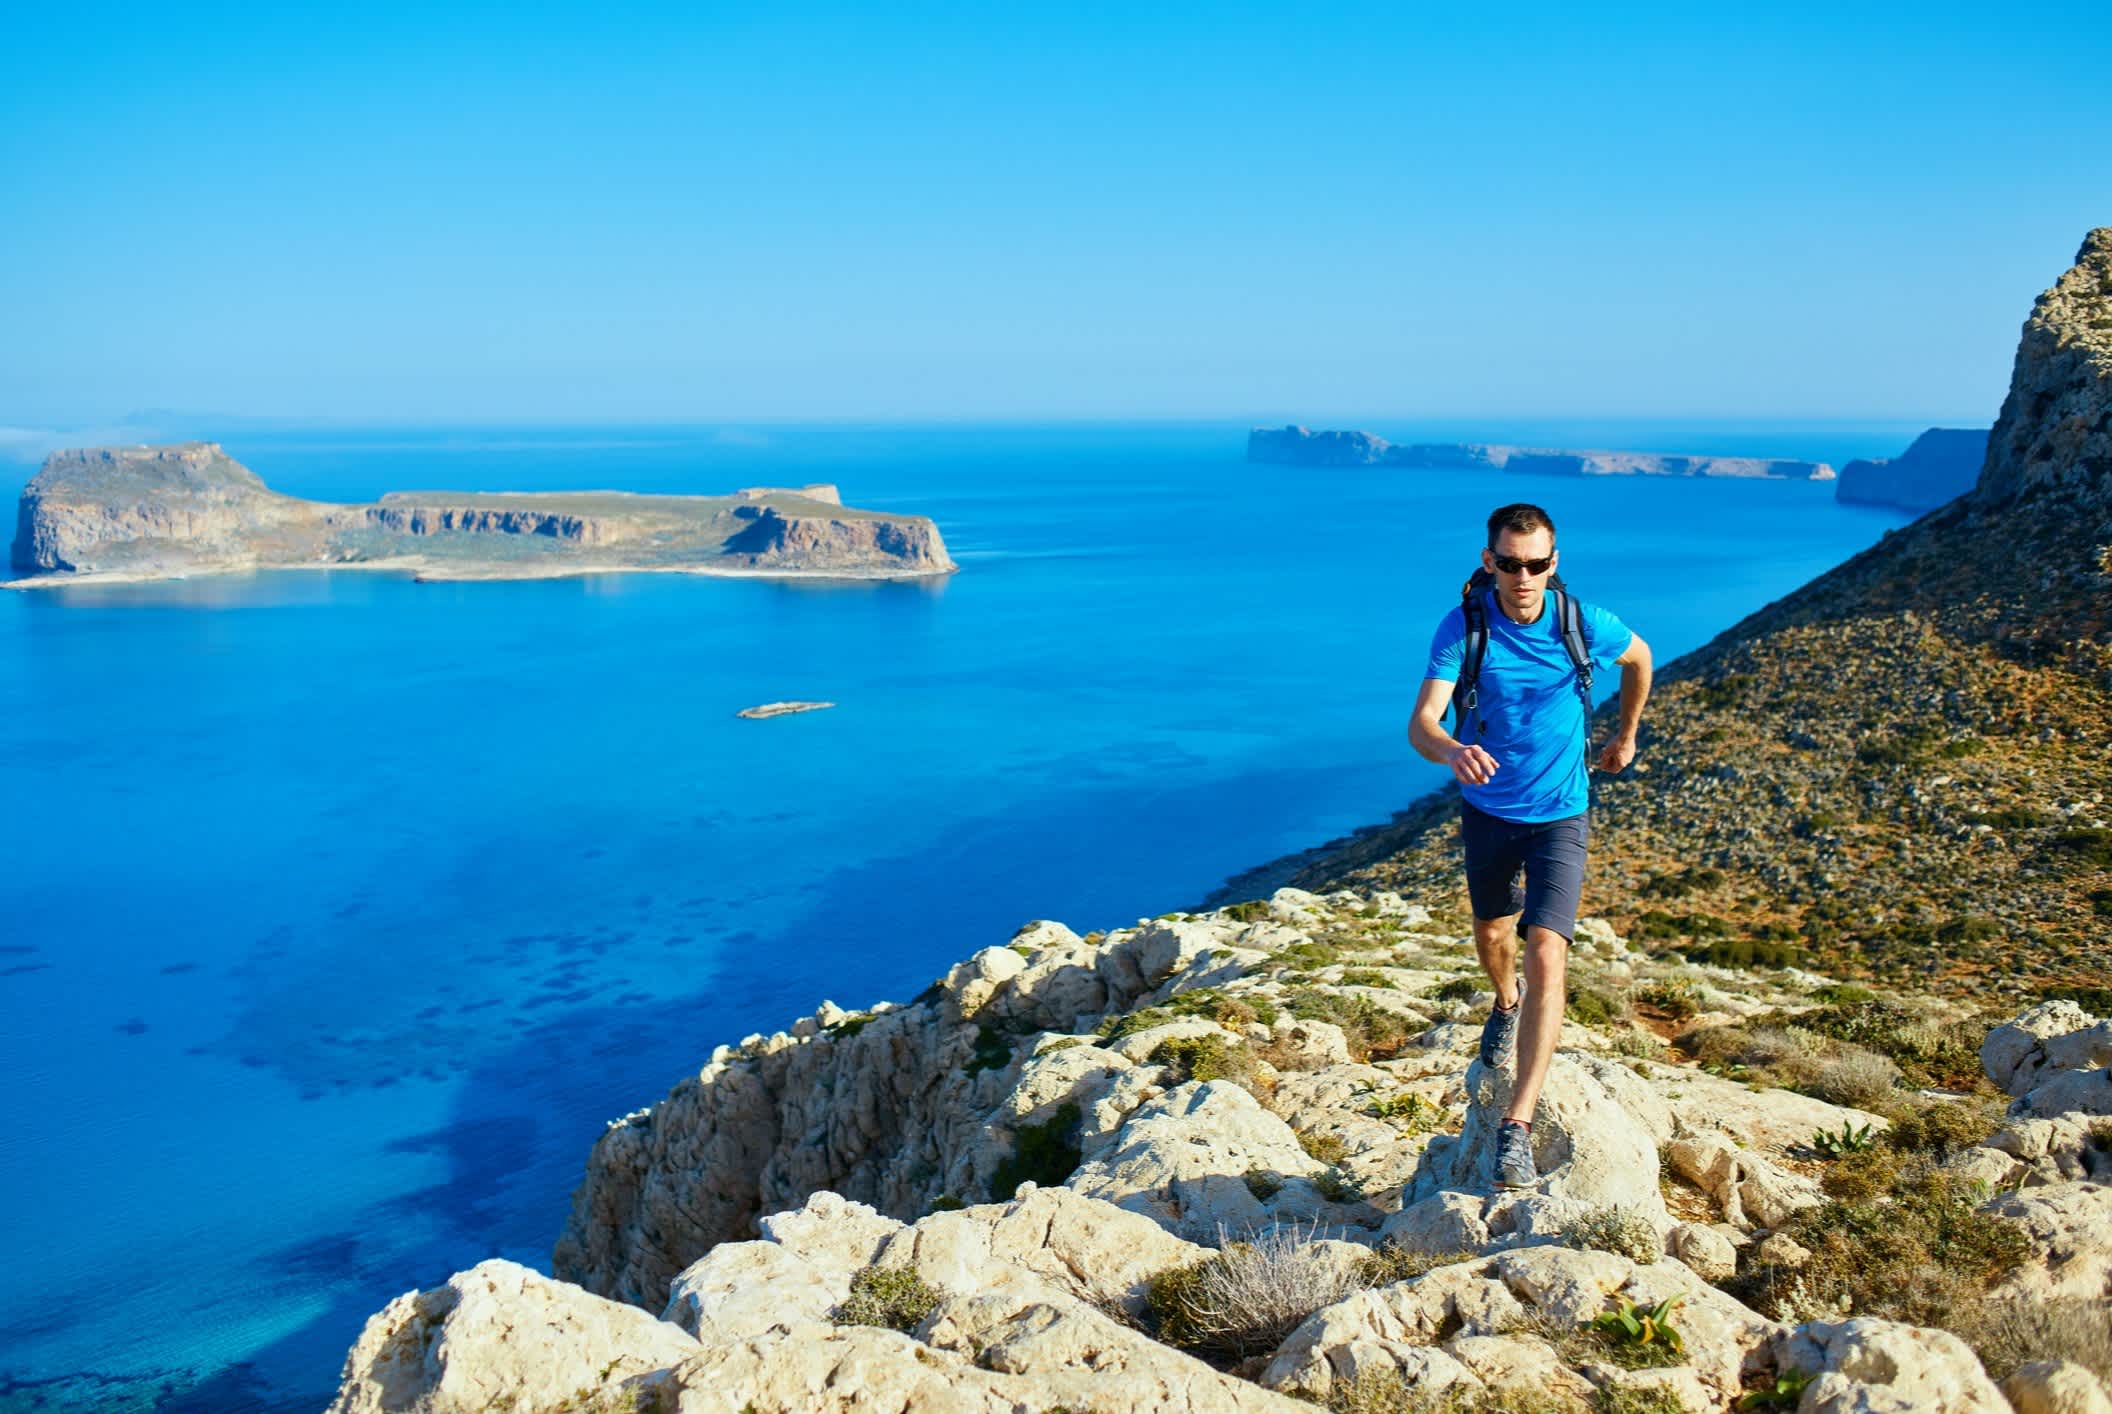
0;421;1920;1411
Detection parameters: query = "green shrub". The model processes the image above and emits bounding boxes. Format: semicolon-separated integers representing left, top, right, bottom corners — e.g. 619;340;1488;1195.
1882;1097;1989;1157
967;1024;1014;1074
1283;988;1415;1062
1562;1206;1661;1264
1242;1168;1283;1200
1566;983;1629;1027
1635;980;1700;1019
1810;1121;1877;1158
2045;828;2112;868
990;1103;1082;1200
1640;866;1726;900
1337;967;1396;989
833;1265;941;1331
827;1012;871;1037
1298;1130;1348;1165
1427;976;1484;1004
1148;1033;1254;1087
1220;899;1270;922
1586;1294;1687;1368
1353;1245;1480;1288
1370;1091;1441;1132
1732;1164;2032;1327
1812;983;1877;1005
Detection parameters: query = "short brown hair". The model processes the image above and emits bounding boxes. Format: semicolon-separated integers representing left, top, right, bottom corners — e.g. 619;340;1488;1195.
1487;503;1556;548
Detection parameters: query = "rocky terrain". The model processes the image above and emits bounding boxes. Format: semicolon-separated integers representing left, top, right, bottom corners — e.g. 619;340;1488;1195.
1247;427;1835;481
1836;428;1990;512
333;891;2112;1412
6;444;955;584
325;233;2112;1411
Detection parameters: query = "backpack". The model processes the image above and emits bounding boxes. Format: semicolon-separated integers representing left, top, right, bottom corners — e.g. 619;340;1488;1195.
1452;568;1595;743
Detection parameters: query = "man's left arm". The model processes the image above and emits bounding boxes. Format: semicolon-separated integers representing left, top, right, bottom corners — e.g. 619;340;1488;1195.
1594;633;1652;772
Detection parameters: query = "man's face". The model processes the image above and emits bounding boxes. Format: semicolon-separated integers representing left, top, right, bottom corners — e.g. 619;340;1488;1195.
1483;526;1557;618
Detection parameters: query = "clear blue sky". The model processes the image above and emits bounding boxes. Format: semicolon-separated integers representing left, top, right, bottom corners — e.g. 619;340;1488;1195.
2;1;2107;426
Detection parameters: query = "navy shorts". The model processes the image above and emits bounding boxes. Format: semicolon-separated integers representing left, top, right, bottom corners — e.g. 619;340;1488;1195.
1459;800;1590;943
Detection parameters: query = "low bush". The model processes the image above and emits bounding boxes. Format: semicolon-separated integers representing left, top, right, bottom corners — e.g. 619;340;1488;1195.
1634;980;1700;1020
1586;1294;1687;1368
1298;1130;1348;1166
1562;1206;1661;1265
1326;1370;1601;1413
1220;899;1270;922
967;1024;1014;1073
833;1264;941;1331
1369;1091;1442;1133
1283;988;1416;1062
1881;1096;1992;1157
1731;1163;2032;1328
1955;1297;2112;1384
1800;1047;1901;1109
1566;983;1629;1027
990;1103;1081;1200
1426;976;1483;1004
1353;1244;1481;1288
1146;1223;1360;1361
1337;967;1396;989
1148;1033;1255;1087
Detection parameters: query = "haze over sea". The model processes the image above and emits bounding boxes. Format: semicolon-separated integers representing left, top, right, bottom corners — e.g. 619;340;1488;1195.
0;420;1922;1412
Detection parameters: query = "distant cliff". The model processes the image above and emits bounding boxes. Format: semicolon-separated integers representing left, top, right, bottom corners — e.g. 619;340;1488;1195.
7;445;955;585
1836;428;1990;512
1247;425;1834;480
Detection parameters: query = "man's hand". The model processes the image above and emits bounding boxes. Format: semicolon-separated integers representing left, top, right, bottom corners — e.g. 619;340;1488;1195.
1594;734;1637;773
1449;743;1501;785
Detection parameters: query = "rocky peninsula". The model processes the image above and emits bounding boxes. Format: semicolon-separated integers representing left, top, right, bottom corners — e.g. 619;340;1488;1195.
1835;428;1991;512
6;444;956;586
328;232;2112;1412
1248;427;1837;481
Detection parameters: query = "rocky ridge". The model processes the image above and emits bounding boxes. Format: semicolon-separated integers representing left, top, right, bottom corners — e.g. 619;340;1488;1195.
334;888;2112;1412
7;444;955;584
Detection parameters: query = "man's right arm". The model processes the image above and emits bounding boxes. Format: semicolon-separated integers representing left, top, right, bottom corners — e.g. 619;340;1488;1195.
1408;678;1501;785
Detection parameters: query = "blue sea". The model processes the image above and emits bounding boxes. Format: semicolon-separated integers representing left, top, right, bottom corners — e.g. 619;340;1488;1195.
0;420;1921;1412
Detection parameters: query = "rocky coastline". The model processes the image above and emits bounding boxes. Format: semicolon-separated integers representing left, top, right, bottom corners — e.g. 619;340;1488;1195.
1247;428;1836;481
323;230;2112;1413
6;445;956;586
1834;427;1990;512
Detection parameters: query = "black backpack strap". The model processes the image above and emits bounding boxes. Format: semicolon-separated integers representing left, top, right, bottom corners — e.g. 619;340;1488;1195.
1551;588;1595;719
1454;572;1491;740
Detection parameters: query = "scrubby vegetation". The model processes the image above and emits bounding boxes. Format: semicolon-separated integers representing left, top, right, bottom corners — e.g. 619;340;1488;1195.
1145;1223;1360;1362
990;1103;1082;1200
833;1264;942;1332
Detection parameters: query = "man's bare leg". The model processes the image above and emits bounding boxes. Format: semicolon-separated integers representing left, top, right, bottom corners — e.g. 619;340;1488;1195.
1505;925;1568;1123
1472;915;1521;1010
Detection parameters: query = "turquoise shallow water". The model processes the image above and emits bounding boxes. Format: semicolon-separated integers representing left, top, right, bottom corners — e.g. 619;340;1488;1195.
0;421;1919;1411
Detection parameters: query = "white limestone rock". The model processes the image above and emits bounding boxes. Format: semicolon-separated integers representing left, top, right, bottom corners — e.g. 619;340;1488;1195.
1983;1000;2109;1099
1984;1181;2112;1302
1261;1245;1777;1406
1775;1316;2008;1413
1067;1079;1360;1240
1667;1221;1739;1282
1400;1052;1672;1246
329;1259;700;1414
2004;1359;2112;1414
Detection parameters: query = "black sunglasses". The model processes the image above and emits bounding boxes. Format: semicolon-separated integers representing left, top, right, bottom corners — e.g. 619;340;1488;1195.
1491;553;1555;575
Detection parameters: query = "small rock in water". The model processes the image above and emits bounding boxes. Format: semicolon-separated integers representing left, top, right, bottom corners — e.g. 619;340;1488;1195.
735;700;835;719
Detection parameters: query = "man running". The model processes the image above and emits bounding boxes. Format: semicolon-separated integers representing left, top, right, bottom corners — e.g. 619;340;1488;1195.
1407;503;1652;1189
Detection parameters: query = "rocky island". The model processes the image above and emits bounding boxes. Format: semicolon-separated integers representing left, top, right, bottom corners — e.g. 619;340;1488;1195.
1248;427;1837;481
6;444;956;586
327;233;2112;1412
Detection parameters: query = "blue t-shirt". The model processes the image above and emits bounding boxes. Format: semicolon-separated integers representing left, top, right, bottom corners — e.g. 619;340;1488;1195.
1424;589;1633;823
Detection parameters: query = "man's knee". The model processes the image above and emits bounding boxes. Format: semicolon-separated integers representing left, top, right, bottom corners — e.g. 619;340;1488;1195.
1472;913;1519;945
